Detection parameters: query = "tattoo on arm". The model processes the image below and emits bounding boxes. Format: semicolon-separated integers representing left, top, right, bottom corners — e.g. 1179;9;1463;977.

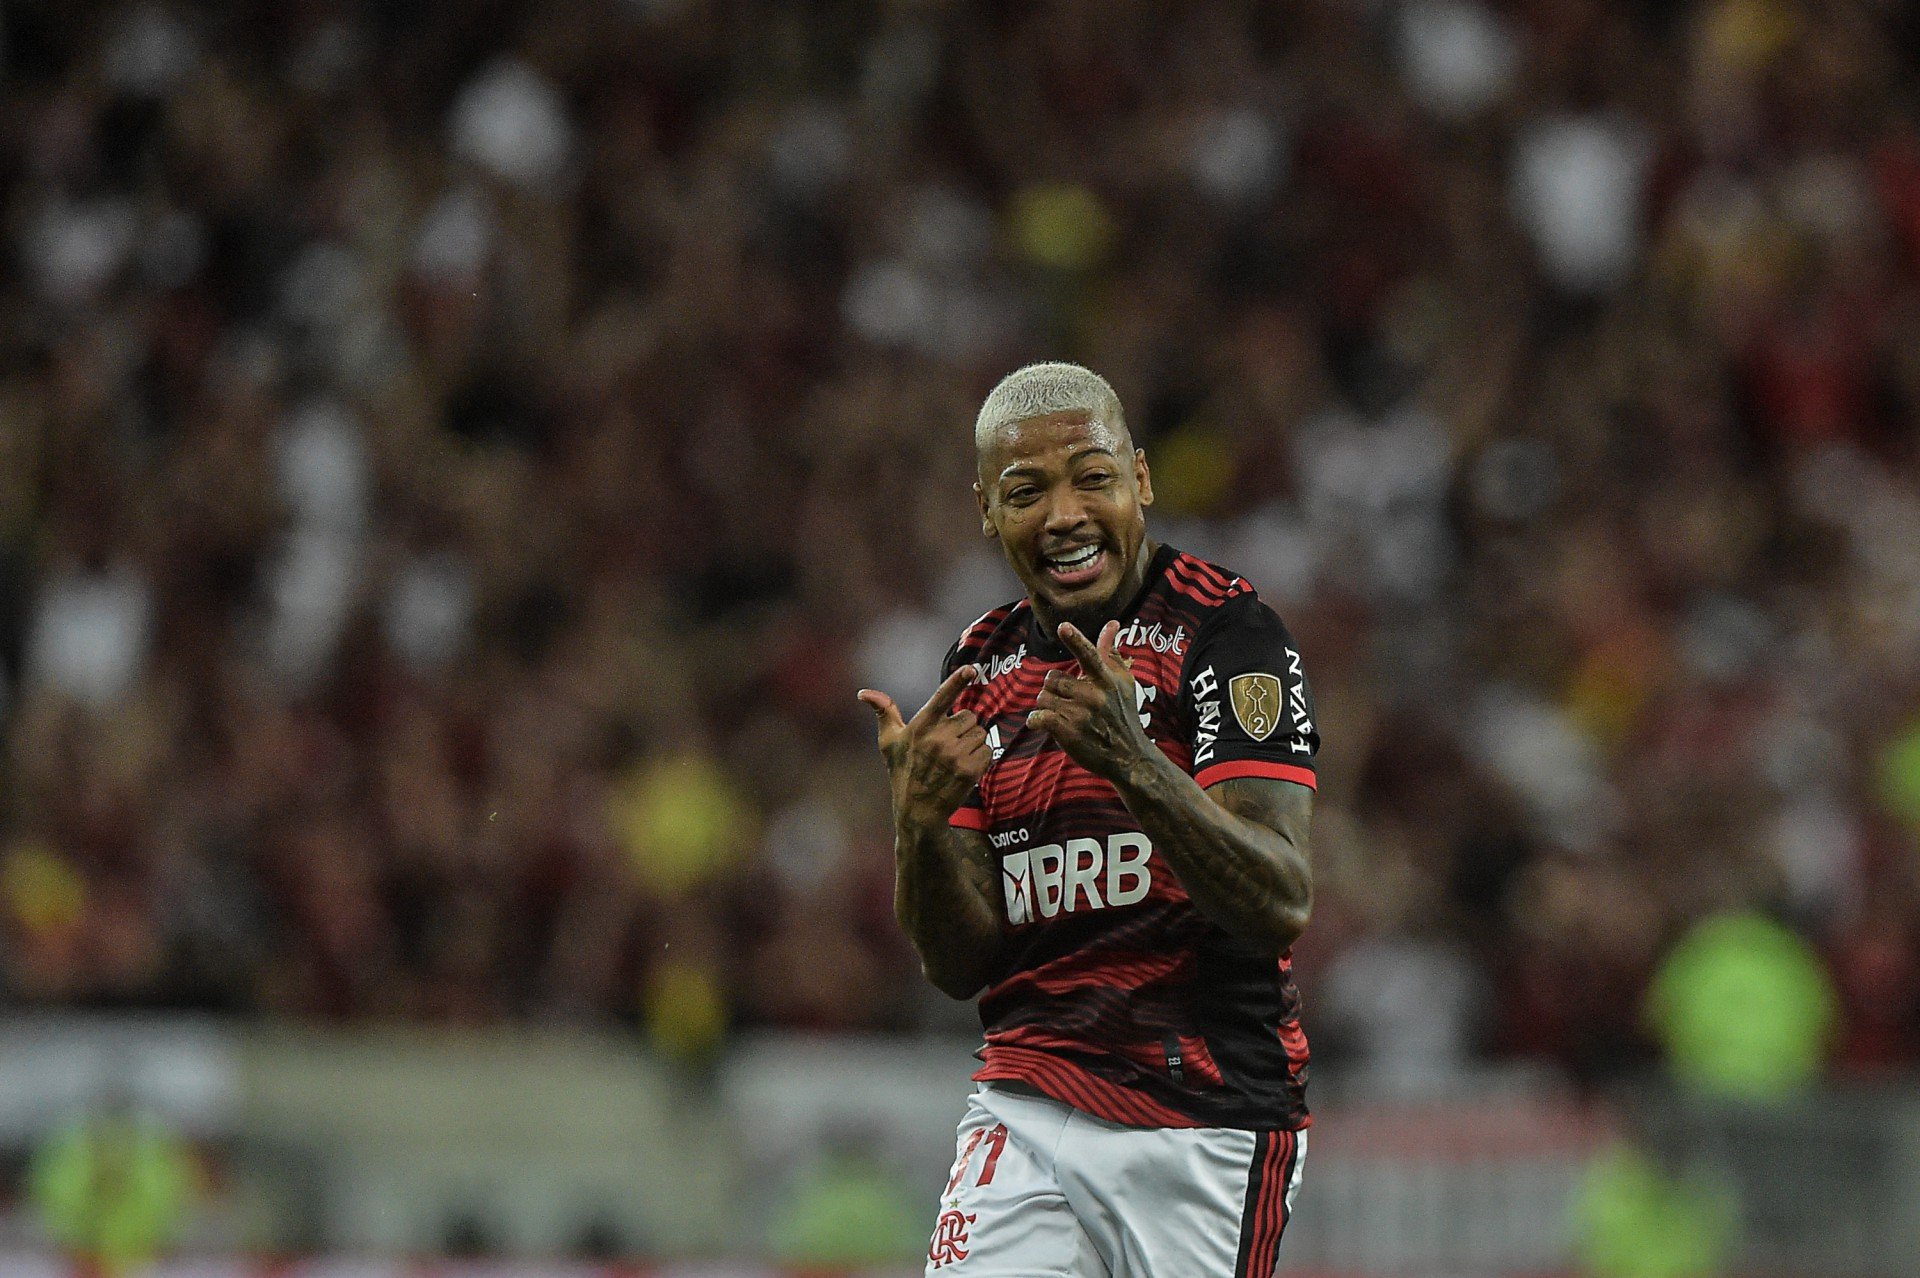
894;824;1003;999
952;827;1001;899
1210;776;1314;850
1214;776;1313;938
1114;759;1314;955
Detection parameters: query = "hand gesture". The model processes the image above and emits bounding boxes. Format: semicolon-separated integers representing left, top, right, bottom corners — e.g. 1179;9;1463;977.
858;666;991;828
1026;621;1154;783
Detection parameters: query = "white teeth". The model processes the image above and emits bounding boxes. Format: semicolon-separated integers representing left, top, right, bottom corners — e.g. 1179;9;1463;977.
1048;546;1100;570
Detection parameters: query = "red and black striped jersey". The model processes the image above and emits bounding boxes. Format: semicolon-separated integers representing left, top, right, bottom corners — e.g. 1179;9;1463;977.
943;543;1317;1131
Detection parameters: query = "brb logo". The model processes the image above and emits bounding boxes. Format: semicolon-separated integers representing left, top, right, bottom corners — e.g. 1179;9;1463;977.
1001;833;1154;924
929;1209;976;1267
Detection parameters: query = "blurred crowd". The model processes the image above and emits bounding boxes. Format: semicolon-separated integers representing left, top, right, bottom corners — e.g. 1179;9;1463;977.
3;0;1919;1090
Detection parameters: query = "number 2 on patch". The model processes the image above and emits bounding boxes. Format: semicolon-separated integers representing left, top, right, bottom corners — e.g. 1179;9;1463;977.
946;1123;1009;1196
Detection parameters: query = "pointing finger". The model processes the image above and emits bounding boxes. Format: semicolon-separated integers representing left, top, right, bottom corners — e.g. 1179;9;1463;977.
914;664;977;725
1056;622;1105;679
1096;619;1122;666
856;689;905;740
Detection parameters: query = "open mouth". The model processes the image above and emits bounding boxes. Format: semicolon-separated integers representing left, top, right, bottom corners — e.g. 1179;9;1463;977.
1041;544;1106;587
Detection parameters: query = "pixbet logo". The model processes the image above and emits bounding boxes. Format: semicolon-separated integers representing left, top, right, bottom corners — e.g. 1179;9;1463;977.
1114;618;1188;656
973;644;1026;684
1001;833;1154;925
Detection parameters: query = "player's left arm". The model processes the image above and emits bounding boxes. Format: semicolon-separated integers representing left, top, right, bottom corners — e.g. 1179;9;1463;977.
1194;772;1314;937
1029;619;1313;956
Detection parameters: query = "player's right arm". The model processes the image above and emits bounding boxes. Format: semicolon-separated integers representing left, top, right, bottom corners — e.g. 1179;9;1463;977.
858;666;1004;999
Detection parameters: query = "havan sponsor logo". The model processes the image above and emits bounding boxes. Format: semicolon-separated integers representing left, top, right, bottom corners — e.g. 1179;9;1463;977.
1001;833;1154;925
1190;664;1222;764
1285;646;1314;753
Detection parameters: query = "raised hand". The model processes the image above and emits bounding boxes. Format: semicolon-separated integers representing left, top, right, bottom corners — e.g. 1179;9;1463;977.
858;665;991;828
1026;620;1155;783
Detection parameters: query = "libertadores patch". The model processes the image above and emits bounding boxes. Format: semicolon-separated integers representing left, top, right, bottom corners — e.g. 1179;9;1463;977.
1228;672;1283;740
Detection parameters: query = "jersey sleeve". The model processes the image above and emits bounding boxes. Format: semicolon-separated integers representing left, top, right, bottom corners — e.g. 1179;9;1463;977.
1178;594;1320;791
940;639;990;831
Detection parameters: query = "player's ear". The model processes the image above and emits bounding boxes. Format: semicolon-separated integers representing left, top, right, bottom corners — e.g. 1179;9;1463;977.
975;481;995;538
1134;449;1153;507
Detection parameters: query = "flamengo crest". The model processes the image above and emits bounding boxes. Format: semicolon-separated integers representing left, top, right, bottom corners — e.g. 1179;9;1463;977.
1228;672;1283;741
929;1209;976;1267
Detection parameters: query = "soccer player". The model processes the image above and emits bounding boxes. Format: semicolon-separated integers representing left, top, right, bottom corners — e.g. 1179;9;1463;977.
858;363;1319;1277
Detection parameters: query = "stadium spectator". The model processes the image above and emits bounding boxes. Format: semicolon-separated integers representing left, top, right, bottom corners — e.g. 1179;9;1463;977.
29;1094;201;1278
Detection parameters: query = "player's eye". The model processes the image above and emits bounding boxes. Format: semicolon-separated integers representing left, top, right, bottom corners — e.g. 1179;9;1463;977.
1005;485;1039;505
1078;471;1112;487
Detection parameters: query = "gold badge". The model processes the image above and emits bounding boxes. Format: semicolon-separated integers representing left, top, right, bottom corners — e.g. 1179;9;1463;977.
1229;673;1284;741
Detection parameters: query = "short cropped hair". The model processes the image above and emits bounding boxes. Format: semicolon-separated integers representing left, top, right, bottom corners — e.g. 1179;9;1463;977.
974;362;1127;452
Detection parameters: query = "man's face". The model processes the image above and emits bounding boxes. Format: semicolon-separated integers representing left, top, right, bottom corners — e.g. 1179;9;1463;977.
976;410;1154;623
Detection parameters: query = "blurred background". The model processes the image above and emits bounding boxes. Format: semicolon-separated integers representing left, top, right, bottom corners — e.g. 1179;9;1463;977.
2;0;1919;1275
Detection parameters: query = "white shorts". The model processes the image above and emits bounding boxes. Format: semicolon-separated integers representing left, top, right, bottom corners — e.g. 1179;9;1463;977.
924;1081;1307;1278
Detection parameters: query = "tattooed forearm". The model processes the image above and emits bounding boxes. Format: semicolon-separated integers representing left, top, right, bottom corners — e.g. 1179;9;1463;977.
1209;775;1313;928
1111;759;1313;955
895;822;1004;998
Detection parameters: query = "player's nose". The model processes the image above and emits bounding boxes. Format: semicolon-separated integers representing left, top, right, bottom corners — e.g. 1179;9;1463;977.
1041;490;1091;533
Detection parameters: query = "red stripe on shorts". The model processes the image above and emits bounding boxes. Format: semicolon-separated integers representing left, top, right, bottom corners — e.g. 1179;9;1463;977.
1233;1131;1272;1278
1235;1129;1300;1277
1261;1130;1300;1275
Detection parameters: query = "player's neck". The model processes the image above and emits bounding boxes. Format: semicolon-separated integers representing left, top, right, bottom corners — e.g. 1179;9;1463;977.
1029;538;1161;642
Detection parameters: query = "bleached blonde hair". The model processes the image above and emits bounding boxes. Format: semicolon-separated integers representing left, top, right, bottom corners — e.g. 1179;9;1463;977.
974;362;1127;453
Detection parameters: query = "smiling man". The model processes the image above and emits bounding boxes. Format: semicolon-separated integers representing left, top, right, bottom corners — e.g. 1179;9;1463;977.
858;363;1320;1277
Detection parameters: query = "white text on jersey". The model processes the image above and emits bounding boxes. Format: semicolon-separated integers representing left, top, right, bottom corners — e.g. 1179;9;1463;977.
1001;833;1154;925
1115;619;1188;656
974;644;1027;684
1191;664;1222;764
1285;647;1314;752
1134;682;1157;729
